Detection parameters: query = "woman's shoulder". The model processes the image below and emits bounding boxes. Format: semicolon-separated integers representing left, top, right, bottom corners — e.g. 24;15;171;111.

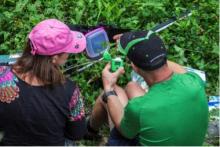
61;78;79;96
0;65;11;74
64;78;77;89
0;66;19;103
0;66;18;86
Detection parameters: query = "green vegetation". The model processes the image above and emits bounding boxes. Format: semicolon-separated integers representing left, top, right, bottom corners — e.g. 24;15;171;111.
0;0;218;97
0;0;219;145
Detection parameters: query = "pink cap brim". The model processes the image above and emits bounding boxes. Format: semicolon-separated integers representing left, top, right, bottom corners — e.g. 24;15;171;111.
65;31;86;54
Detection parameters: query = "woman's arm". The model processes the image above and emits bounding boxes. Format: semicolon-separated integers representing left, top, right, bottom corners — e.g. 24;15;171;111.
65;87;87;140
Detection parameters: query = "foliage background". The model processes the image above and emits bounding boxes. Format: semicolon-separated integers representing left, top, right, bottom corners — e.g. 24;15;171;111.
0;0;219;145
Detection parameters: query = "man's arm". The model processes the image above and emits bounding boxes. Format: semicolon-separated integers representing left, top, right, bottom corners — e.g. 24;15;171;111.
105;95;124;129
102;63;125;129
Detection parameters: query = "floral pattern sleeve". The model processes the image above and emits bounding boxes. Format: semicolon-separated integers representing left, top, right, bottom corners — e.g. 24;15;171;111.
0;66;19;103
65;86;87;140
68;86;85;121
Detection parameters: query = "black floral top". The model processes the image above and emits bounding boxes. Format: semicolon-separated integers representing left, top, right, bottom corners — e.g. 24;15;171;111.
0;66;87;145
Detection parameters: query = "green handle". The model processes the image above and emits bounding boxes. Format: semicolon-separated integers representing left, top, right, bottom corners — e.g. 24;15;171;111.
103;51;124;72
103;51;112;61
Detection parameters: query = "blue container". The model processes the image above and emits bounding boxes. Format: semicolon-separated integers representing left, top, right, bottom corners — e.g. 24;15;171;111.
85;27;110;59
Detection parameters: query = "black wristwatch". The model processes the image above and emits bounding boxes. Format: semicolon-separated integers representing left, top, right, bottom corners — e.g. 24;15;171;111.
102;90;117;103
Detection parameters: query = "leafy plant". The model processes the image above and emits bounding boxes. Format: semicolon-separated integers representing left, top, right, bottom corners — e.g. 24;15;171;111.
0;1;219;145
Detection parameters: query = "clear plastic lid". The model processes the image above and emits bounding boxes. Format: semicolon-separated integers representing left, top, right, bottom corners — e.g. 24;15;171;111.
85;28;110;59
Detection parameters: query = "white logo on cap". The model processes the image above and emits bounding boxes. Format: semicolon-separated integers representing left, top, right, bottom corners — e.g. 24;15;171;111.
150;53;165;63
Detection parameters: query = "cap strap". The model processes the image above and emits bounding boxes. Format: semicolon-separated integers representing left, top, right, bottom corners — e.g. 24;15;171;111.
123;38;146;55
118;42;126;55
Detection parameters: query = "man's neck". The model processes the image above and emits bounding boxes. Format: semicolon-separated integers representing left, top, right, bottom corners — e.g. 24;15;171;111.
142;66;173;86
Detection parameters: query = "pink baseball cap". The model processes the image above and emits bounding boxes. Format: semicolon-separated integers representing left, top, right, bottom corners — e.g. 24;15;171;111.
28;19;86;55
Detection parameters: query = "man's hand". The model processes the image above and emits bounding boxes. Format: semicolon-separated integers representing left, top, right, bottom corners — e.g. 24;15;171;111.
113;34;123;48
113;34;123;41
102;63;125;91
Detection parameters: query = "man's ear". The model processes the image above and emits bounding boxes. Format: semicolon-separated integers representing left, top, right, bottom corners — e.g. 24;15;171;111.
131;62;139;73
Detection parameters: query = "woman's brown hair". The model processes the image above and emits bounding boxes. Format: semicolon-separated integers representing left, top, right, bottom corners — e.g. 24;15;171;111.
12;41;65;87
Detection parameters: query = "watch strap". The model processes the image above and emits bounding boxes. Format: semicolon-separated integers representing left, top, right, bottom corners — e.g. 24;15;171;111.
102;90;117;103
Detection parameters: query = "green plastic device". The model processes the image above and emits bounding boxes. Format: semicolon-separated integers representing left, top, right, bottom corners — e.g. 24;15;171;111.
103;51;124;72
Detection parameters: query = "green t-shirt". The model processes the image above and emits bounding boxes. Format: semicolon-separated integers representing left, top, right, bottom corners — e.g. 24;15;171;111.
120;72;208;146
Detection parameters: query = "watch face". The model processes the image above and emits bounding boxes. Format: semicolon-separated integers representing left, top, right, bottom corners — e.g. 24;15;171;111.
102;93;108;103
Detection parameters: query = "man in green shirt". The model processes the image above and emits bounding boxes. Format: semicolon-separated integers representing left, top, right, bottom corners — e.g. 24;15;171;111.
86;31;208;146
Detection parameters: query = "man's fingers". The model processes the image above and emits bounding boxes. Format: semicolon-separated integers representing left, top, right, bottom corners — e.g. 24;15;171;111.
113;34;123;41
114;67;125;77
113;34;123;50
103;63;111;72
103;63;124;79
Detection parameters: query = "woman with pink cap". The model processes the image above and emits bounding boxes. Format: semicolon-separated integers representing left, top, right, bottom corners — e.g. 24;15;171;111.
0;19;87;145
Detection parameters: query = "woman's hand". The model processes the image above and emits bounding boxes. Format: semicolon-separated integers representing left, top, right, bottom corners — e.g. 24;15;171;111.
102;63;125;91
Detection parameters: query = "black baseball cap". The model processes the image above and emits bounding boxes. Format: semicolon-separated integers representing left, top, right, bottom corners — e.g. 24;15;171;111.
119;30;167;71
